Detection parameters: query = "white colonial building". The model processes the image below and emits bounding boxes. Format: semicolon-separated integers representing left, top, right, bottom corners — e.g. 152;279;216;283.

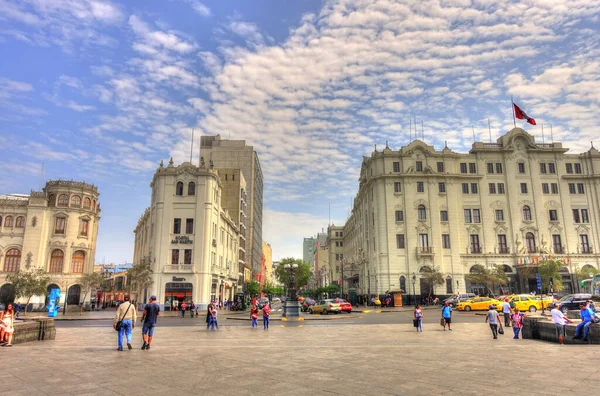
343;128;600;302
0;180;101;306
133;159;242;310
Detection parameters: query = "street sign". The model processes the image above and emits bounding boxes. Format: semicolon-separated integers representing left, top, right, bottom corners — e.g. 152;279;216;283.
535;273;542;290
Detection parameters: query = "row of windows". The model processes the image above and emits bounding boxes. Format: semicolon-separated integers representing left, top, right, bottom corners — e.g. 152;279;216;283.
395;207;589;224
335;241;344;247
53;217;90;237
175;181;196;196
334;231;344;237
392;161;583;176
49;194;96;210
172;249;193;265
0;216;25;228
568;183;585;194
335;253;344;261
395;180;585;196
173;218;194;234
2;249;85;273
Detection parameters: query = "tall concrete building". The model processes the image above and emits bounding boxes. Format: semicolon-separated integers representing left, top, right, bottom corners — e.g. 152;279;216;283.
303;232;327;266
343;128;600;303
326;225;345;286
262;241;273;284
201;135;263;279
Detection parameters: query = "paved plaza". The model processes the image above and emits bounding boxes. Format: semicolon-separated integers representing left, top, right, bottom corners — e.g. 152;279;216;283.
3;318;599;396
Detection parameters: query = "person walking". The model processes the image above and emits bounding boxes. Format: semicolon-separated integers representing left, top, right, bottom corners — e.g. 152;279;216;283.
113;296;136;351
251;304;259;329
206;300;215;330
0;303;15;347
485;304;501;339
263;301;271;330
551;303;572;345
209;305;219;331
189;302;196;318
441;302;453;331
502;298;512;327
510;308;524;339
141;295;160;350
180;301;187;318
414;304;423;332
574;303;594;342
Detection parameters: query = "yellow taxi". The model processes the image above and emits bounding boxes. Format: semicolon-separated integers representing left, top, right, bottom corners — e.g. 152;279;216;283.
494;294;552;313
456;297;501;311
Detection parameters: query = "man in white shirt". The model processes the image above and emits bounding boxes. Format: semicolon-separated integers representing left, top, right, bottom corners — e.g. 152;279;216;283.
551;304;572;345
502;298;512;327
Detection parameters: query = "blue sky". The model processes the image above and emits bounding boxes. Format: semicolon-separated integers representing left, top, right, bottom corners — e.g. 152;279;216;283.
1;0;600;263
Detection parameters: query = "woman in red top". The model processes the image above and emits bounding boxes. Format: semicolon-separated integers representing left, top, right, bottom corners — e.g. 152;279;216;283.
262;302;271;330
251;305;259;329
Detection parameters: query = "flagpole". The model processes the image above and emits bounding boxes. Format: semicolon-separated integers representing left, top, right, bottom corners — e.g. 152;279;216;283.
541;125;545;144
421;120;424;142
511;96;516;128
414;115;417;140
472;125;475;143
488;118;492;142
190;128;194;163
550;124;553;143
409;118;412;141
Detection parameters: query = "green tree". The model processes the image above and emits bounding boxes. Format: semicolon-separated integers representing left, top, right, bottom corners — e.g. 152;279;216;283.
244;280;260;297
538;259;564;293
464;264;508;298
419;266;444;299
79;272;104;314
6;268;50;316
126;258;154;303
274;258;312;290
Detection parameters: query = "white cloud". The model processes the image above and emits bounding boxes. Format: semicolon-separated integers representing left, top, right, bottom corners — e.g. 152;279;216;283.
182;0;211;17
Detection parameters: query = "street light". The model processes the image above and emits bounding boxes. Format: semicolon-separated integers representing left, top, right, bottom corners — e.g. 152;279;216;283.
101;268;112;309
412;273;416;306
282;263;299;317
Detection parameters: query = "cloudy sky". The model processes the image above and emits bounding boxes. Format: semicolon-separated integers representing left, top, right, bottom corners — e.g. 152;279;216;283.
1;0;600;263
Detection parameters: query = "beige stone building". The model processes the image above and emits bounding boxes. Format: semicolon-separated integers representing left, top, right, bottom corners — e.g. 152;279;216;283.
262;241;273;284
133;160;241;310
0;180;101;306
326;225;344;287
343;128;600;303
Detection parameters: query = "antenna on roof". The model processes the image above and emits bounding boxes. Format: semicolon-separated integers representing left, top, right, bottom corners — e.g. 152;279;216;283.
421;120;424;142
541;124;545;144
550;124;553;143
190;128;194;163
488;119;492;142
414;115;417;140
472;125;476;143
39;161;44;190
409;118;412;141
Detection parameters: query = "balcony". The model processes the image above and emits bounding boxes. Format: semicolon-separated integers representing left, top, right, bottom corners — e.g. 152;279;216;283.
553;246;565;254
470;246;482;254
579;246;593;254
498;246;510;254
163;264;193;273
527;247;539;254
416;246;434;257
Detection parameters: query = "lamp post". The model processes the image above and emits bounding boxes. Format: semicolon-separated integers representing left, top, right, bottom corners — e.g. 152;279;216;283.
282;263;299;317
412;273;416;307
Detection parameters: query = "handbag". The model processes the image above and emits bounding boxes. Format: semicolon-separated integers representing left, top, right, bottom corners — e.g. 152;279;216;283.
115;302;132;332
498;325;504;335
440;318;445;326
413;319;418;327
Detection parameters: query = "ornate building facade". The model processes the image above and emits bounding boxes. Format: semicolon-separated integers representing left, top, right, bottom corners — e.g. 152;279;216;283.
0;180;101;306
133;160;241;310
342;128;600;302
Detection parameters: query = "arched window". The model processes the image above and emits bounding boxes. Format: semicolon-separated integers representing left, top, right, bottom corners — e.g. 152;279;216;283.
417;204;427;221
176;181;184;196
48;194;56;207
522;205;532;221
4;216;13;228
72;251;85;273
526;232;536;253
83;197;91;209
4;249;21;272
446;276;453;294
49;249;64;273
0;216;3;227
58;194;69;207
400;276;406;293
71;195;81;208
15;216;25;228
188;182;196;196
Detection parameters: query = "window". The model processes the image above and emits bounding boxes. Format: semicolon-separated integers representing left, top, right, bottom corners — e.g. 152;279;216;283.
3;248;21;272
518;163;525;174
446;277;453;294
539;163;547;174
186;218;194;234
395;210;404;222
580;235;590;253
4;216;13;227
495;210;504;221
71;195;81;208
438;182;446;193
416;161;423;172
549;210;558;221
188;182;196;196
176;181;184;196
573;209;581;223
440;210;448;222
473;209;481;223
549;163;556;174
460;163;467;174
394;182;402;193
487;163;494;174
469;163;476;174
417;182;424;193
437;162;444;173
542;183;549;194
83;197;91;209
526;232;536;253
400;276;406;292
80;220;89;236
488;183;496;194
15;216;24;228
184;249;192;264
497;183;505;194
173;218;181;234
58;194;69;207
582;209;589;223
498;235;508;253
552;235;562;253
335;253;340;261
522;206;532;221
54;217;66;234
496;163;503;174
568;183;576;194
520;183;528;194
396;234;405;249
442;234;451;249
49;249;64;272
335;241;339;247
0;216;2;227
171;249;179;265
551;183;558;194
48;194;56;207
471;183;478;194
417;205;427;221
418;233;429;247
470;235;481;253
566;163;573;174
72;251;85;273
462;183;469;194
393;162;400;172
577;183;585;194
575;163;582;174
464;209;472;223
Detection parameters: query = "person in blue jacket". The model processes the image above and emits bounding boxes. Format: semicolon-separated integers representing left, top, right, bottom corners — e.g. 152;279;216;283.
574;303;594;342
442;301;453;331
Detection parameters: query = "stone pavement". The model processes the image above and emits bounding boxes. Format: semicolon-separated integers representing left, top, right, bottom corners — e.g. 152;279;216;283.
2;321;597;396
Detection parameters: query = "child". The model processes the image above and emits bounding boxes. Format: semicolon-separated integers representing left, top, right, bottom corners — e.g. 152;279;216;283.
511;308;524;339
263;302;271;330
251;304;259;329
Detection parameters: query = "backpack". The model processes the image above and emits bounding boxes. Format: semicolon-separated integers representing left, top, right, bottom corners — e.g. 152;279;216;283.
509;300;515;309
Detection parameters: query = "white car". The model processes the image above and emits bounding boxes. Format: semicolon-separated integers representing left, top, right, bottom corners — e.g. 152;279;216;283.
271;297;281;304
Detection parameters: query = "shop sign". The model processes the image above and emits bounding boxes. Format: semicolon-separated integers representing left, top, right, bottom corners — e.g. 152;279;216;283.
172;235;193;244
172;276;187;282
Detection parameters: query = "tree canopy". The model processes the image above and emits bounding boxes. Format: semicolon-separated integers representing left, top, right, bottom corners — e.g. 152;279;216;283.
126;259;154;302
244;280;260;297
419;266;444;298
464;264;508;297
79;272;104;312
538;259;564;293
274;257;312;289
6;268;50;314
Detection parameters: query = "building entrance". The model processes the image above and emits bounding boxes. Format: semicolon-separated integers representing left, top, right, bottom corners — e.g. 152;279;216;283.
165;282;193;310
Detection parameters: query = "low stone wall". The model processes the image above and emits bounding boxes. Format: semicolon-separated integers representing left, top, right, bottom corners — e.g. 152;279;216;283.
13;318;56;345
522;315;599;344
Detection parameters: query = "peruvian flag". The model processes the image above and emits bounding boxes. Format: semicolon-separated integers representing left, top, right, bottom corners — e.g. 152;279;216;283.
513;102;536;125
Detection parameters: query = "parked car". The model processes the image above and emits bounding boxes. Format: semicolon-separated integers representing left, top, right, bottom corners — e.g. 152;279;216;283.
457;297;501;311
548;294;598;314
334;299;352;313
309;299;341;315
301;298;316;312
444;293;476;307
496;294;546;313
271;297;281;304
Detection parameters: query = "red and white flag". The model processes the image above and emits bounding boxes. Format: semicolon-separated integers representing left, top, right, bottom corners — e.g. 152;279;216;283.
513;102;536;125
